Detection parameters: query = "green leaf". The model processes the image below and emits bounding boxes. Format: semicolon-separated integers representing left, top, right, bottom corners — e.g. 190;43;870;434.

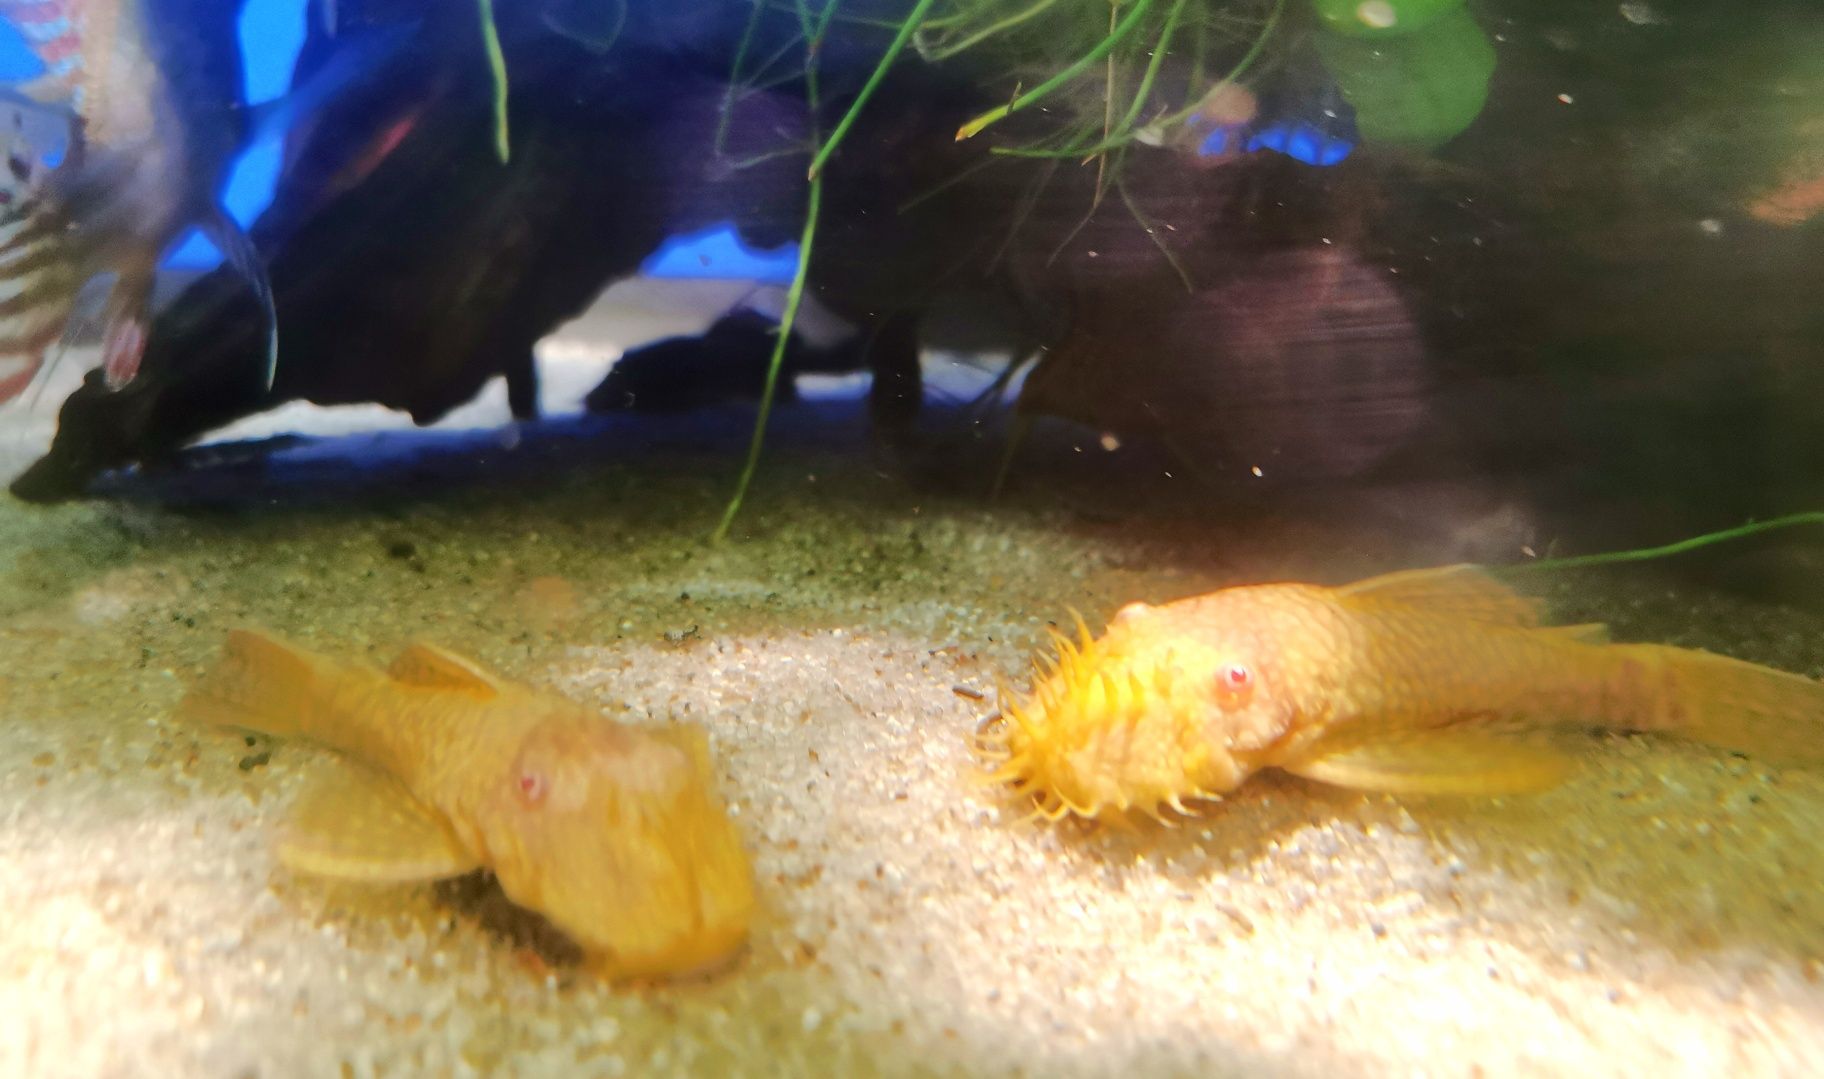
1315;7;1495;149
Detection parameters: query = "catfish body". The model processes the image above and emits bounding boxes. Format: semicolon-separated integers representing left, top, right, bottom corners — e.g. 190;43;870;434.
982;565;1824;821
182;629;755;980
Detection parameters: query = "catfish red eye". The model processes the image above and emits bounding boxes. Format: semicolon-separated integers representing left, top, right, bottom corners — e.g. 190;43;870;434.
516;771;548;805
1216;663;1253;705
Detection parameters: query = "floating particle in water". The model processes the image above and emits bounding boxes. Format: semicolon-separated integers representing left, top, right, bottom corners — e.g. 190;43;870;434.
1618;3;1662;26
1356;1;1396;30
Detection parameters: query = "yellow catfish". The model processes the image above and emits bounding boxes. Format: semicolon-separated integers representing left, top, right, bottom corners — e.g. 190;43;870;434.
981;564;1824;822
181;630;754;980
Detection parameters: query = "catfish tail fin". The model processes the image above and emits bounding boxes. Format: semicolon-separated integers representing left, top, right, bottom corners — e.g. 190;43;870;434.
178;629;336;739
1632;644;1824;767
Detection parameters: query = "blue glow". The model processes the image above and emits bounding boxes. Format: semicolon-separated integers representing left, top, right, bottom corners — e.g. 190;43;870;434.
1245;122;1355;167
166;138;288;265
0;15;42;80
5;4;803;286
1250;125;1287;154
641;221;801;283
1193;85;1357;168
1287;127;1316;163
166;0;306;268
241;0;307;105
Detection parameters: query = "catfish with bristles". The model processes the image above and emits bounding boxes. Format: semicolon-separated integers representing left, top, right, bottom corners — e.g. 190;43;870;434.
978;564;1824;823
181;630;756;980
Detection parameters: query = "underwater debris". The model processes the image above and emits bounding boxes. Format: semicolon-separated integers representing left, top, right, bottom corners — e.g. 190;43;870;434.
979;563;1824;823
181;630;756;980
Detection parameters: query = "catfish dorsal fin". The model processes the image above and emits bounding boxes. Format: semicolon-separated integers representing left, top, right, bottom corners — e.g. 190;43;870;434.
386;643;500;696
1335;563;1543;626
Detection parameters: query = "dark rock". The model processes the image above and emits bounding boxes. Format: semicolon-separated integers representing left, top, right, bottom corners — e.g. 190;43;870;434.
584;309;858;414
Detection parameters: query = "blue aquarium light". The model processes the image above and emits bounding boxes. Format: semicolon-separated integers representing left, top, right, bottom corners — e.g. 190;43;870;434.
0;13;41;79
5;2;803;283
1246;119;1355;167
166;0;306;267
1196;84;1358;168
640;221;802;284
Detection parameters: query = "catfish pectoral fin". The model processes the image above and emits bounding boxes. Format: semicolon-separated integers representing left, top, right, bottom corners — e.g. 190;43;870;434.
1283;727;1575;796
279;761;478;882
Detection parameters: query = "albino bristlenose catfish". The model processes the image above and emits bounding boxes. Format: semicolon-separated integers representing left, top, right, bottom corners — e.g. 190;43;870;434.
181;630;755;980
979;564;1824;822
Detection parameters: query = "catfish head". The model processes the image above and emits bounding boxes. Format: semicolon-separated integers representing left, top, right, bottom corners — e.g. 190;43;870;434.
476;710;756;980
981;587;1340;822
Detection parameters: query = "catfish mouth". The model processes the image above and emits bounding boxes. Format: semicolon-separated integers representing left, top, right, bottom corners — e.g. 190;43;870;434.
552;856;755;982
436;871;748;983
974;615;1249;823
973;621;1161;822
582;915;752;983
